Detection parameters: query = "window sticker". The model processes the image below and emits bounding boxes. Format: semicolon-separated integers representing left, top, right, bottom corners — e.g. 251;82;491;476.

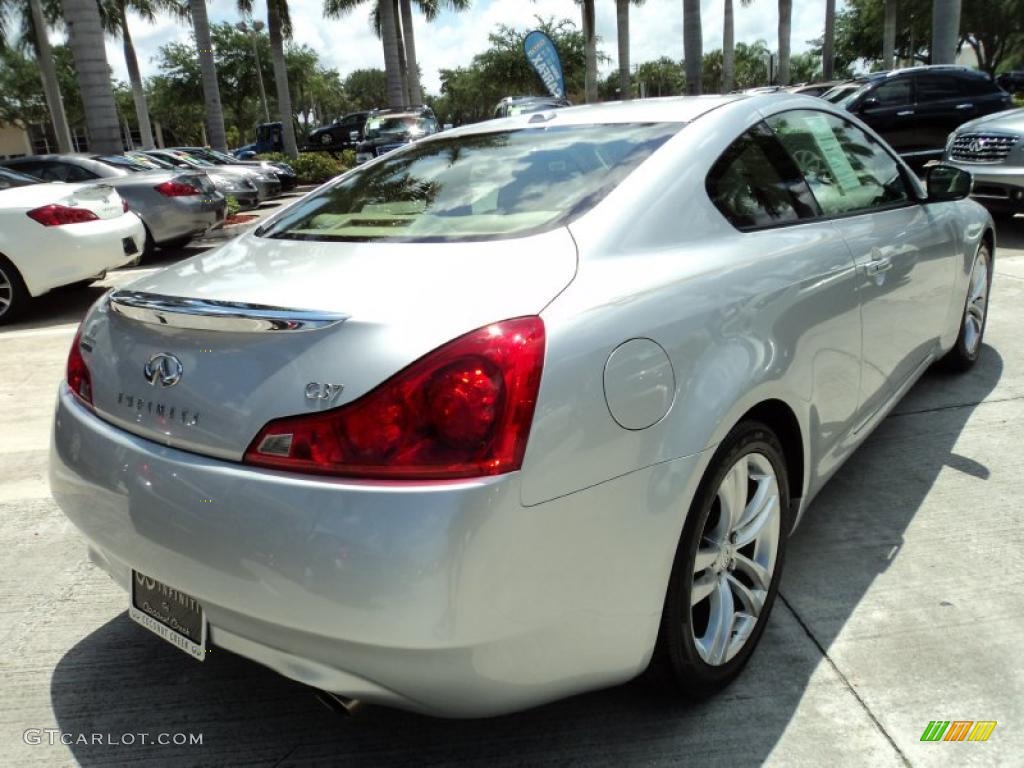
801;114;861;193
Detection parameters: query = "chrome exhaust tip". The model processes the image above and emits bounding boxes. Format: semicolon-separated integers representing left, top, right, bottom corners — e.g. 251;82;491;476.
315;691;365;717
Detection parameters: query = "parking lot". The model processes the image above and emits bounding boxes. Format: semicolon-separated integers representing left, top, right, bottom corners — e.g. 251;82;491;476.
1;214;1023;767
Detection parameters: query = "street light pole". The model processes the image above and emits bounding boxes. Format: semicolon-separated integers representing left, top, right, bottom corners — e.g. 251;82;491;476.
237;19;271;123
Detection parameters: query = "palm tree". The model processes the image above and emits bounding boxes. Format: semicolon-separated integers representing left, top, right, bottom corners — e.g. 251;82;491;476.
931;0;961;65
60;0;122;152
100;0;182;150
777;0;791;85
722;0;752;94
882;0;897;69
581;0;597;102
0;0;75;151
399;0;470;106
239;0;298;157
326;0;405;107
822;0;836;79
187;0;227;151
683;0;702;95
615;0;644;100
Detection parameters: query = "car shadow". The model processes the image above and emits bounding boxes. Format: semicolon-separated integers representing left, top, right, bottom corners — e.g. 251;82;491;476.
994;213;1024;249
49;346;1003;766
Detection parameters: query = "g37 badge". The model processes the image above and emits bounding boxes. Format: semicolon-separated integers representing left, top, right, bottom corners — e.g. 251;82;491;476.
305;383;344;403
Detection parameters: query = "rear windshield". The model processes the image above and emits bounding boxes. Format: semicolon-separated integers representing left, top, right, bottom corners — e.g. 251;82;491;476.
97;155;152;171
258;123;681;242
0;167;41;189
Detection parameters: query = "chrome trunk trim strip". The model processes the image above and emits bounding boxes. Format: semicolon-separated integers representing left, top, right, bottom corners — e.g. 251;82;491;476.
109;290;348;332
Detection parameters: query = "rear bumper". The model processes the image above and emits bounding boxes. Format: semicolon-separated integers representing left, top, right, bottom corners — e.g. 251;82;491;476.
24;214;144;296
946;160;1024;211
146;193;226;245
50;386;701;716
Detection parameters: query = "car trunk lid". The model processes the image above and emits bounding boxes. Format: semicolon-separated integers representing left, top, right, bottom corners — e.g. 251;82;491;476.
81;228;577;460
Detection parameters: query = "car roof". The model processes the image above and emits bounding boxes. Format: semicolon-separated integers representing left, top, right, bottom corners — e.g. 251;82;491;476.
855;64;989;83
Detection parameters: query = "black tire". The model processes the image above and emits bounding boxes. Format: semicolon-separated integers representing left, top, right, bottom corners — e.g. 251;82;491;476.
158;236;192;251
940;241;992;372
650;420;792;699
0;254;31;325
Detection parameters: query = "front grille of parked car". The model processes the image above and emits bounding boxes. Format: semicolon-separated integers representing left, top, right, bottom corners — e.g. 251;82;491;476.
950;133;1019;163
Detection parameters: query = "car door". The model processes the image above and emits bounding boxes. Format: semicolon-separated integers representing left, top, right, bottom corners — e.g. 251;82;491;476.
914;72;971;156
706;122;864;483
767;109;958;426
854;77;918;154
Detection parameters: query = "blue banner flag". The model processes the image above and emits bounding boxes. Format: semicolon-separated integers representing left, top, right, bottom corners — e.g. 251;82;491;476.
524;30;566;99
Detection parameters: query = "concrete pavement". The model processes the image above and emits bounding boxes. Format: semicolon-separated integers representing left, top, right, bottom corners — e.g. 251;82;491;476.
1;218;1022;766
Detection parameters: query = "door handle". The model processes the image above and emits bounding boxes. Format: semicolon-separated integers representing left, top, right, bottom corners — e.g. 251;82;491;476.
896;109;915;116
955;103;974;110
863;257;893;276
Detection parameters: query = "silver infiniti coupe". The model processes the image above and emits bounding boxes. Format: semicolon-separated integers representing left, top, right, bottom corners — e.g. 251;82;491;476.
50;94;993;717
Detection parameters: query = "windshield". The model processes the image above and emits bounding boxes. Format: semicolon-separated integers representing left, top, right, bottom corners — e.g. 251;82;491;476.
0;167;40;189
258;122;681;242
126;153;168;170
825;83;868;106
365;115;431;140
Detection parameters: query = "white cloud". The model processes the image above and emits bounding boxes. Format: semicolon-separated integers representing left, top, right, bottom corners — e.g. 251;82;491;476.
99;0;844;96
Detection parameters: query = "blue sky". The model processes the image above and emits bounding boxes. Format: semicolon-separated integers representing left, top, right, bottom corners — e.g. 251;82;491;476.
101;0;844;94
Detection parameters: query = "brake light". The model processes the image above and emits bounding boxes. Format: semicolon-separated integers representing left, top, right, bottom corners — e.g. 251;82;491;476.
244;316;545;479
155;180;200;197
66;326;93;405
26;204;99;226
122;198;130;212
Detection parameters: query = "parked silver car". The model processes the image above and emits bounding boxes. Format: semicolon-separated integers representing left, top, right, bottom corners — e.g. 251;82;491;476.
0;154;224;252
51;95;992;717
128;151;260;210
944;107;1024;218
143;149;281;202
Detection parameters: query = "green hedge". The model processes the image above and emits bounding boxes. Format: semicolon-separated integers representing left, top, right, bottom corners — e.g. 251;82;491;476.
257;151;355;184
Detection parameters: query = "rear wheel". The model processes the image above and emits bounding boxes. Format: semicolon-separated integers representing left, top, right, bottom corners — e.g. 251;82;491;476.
940;242;991;372
651;421;791;698
0;254;30;325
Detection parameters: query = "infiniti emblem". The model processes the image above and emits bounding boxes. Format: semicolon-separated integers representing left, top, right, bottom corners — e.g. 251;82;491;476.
144;353;183;387
969;138;986;154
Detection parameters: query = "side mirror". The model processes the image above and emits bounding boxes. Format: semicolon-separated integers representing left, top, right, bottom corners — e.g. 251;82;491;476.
349;130;360;142
860;96;880;111
926;164;972;202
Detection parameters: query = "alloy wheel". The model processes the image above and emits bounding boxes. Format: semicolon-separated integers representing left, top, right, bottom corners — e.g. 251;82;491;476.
0;265;12;318
963;248;990;356
690;452;781;666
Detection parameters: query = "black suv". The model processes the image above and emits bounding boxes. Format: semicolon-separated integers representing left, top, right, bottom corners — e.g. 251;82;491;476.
354;107;440;164
306;111;370;151
831;65;1011;167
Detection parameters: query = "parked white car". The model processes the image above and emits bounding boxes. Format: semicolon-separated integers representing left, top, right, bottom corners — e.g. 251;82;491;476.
0;167;145;324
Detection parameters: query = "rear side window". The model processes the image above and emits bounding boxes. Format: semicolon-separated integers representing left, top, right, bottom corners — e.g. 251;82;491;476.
767;110;909;216
0;167;39;189
34;162;96;182
707;123;819;230
259;123;681;242
916;74;961;102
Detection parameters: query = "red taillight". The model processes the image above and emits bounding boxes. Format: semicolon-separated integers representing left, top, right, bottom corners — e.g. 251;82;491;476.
244;316;546;480
26;204;99;226
66;326;93;405
122;198;130;212
155;180;200;197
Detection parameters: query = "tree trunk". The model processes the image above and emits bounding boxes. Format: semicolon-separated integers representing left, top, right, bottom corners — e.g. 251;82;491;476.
883;0;897;69
777;0;791;85
60;0;121;153
400;0;422;104
393;0;411;104
822;0;836;79
379;0;405;107
267;1;299;157
616;0;631;99
683;0;703;95
722;0;735;93
931;0;961;64
188;0;227;151
29;0;73;153
119;2;154;149
583;0;598;103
